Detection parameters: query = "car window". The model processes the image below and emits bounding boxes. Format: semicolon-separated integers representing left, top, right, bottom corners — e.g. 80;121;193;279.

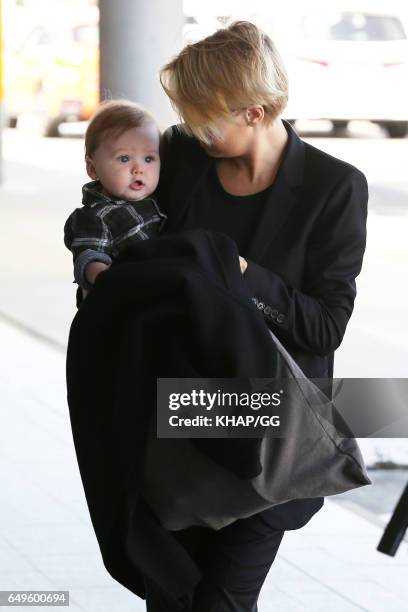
300;12;407;41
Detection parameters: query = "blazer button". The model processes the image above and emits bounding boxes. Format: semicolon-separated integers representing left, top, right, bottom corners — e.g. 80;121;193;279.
270;309;278;319
257;302;265;310
264;306;271;315
276;313;285;323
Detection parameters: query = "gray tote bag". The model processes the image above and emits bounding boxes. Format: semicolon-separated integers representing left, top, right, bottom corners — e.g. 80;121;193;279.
140;330;372;531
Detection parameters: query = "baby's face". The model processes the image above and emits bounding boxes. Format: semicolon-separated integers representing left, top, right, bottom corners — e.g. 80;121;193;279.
87;124;161;201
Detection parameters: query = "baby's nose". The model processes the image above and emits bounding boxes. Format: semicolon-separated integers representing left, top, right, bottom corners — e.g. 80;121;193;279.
132;164;143;174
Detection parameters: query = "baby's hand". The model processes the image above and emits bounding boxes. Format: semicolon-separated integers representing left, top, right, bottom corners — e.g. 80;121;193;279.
85;261;111;285
239;256;248;275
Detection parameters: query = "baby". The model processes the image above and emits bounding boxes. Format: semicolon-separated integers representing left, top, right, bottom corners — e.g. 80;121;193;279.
64;99;167;305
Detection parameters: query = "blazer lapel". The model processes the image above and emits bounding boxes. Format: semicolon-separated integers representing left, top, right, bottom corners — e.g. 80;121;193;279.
245;120;305;262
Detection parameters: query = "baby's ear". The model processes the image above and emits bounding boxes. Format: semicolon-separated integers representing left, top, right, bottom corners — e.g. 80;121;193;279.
85;156;98;180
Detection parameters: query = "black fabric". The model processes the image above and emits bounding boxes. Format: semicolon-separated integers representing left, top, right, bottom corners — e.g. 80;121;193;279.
182;162;271;256
144;518;284;612
66;229;293;603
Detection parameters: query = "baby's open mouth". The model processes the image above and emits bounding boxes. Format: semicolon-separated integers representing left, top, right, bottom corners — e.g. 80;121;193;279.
130;180;144;189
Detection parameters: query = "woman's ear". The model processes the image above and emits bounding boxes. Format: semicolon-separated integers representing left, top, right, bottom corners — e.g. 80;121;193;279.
85;156;99;180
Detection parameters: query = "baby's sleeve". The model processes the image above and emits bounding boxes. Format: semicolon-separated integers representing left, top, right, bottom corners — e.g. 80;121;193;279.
64;208;113;290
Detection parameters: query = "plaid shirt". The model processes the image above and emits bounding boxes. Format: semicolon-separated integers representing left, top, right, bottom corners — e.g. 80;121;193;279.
64;180;167;290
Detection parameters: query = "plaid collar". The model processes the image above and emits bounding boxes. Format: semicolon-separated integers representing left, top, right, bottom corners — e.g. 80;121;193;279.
81;180;158;208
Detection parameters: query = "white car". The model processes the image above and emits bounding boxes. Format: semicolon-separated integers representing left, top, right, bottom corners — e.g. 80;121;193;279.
282;5;408;137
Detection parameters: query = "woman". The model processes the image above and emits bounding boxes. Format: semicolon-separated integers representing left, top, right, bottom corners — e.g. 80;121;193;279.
149;20;368;611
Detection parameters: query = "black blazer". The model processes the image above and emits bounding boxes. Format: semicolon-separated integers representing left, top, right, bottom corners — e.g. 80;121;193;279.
157;119;369;384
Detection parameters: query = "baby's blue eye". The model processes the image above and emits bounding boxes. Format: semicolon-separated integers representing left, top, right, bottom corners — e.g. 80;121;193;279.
118;155;129;163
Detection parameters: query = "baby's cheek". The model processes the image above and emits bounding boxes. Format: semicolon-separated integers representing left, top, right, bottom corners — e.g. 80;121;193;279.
152;166;161;181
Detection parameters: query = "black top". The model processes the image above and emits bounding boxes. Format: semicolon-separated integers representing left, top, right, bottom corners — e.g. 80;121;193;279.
183;162;273;257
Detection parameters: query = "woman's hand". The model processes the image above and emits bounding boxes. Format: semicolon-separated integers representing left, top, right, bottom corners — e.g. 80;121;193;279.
239;256;248;275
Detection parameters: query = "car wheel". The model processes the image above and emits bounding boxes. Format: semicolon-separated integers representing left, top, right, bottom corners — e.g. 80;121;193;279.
384;121;408;139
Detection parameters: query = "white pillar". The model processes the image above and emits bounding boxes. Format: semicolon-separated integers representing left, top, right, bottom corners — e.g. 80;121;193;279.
99;0;184;130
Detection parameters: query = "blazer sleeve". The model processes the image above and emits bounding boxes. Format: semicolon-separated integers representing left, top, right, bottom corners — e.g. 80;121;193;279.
244;169;368;357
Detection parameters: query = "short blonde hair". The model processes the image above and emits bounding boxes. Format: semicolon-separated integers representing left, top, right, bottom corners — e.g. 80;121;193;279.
85;99;160;158
160;21;288;145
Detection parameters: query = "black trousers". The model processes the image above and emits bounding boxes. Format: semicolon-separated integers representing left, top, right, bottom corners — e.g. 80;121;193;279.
144;513;285;612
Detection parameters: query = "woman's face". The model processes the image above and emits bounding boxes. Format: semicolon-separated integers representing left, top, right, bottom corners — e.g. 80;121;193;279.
198;111;253;158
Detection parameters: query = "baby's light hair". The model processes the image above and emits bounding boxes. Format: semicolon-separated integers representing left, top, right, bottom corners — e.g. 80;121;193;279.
85;99;160;158
159;21;289;146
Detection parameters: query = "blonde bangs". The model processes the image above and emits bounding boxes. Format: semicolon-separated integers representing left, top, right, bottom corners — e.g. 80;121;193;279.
160;21;289;142
160;64;232;145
